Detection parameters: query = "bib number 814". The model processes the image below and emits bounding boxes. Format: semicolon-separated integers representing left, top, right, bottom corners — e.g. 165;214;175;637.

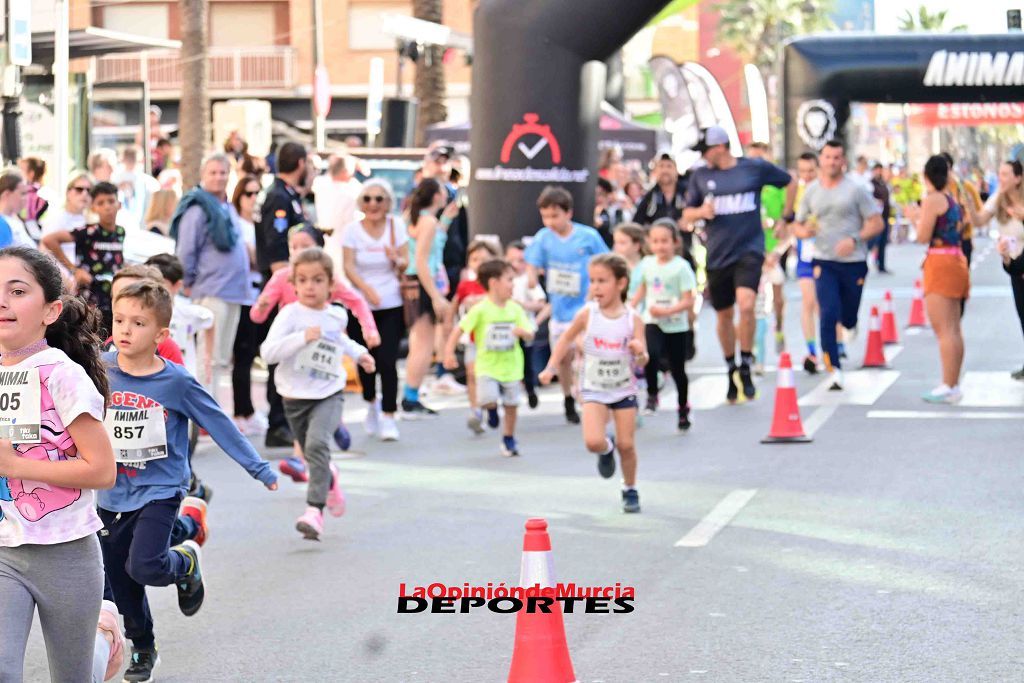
0;392;21;411
113;426;144;440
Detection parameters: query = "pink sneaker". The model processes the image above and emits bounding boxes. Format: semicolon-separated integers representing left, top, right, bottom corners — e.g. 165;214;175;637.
326;464;346;517
295;506;324;541
96;599;125;681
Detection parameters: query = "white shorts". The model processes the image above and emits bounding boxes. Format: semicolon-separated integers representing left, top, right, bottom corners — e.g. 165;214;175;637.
549;319;573;346
477;376;523;407
463;342;477;364
767;262;786;287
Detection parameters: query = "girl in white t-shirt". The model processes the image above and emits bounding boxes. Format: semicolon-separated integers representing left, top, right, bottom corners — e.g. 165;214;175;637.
341;178;409;442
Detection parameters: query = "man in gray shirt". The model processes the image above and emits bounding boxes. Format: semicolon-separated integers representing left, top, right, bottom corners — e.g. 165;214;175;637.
793;140;883;389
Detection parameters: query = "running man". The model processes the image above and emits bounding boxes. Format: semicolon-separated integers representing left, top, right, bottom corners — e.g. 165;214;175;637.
785;152;822;374
525;185;609;423
682;126;793;402
792;140;883;390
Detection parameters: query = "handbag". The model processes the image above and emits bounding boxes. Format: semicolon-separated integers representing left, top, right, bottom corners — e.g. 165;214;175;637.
393;217;421;326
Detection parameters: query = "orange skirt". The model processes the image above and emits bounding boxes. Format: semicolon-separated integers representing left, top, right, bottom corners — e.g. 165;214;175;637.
922;253;970;300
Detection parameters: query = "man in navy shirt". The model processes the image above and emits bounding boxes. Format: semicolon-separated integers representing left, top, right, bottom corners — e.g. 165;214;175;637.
683;126;792;403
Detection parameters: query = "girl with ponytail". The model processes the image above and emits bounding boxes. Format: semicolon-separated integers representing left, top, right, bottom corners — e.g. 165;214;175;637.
0;246;124;681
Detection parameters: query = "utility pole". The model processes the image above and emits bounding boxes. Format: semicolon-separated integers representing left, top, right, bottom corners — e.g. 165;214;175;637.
53;0;69;191
312;0;326;151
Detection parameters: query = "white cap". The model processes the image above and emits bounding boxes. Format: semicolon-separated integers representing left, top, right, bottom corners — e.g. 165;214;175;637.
694;125;730;152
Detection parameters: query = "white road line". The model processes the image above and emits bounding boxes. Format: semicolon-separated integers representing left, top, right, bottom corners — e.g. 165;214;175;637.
802;404;838;437
868;410;1024;420
675;489;758;548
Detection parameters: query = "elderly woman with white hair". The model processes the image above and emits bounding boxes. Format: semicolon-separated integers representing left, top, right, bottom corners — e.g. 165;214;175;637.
342;178;409;441
172;152;253;397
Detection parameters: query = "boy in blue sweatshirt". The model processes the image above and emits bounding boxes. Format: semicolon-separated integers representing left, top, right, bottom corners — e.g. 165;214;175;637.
99;280;277;681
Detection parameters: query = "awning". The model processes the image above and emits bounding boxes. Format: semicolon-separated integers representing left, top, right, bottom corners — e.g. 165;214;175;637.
31;27;180;66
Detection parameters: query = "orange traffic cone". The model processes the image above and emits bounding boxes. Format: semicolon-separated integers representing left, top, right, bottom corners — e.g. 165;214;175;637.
908;279;927;328
761;353;811;444
507;519;577;683
880;290;899;345
862;306;888;368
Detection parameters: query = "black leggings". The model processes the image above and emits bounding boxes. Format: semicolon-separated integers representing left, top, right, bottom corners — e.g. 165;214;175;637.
1011;273;1024;352
232;305;260;417
645;324;689;410
347;306;403;414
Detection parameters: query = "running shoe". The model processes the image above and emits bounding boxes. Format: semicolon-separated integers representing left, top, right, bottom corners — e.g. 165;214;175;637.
333;425;351;451
378;416;400;441
96;600;125;682
326;464;346;517
527;391;539;409
296;506;324;541
803;354;820;375
467;409;484;435
487;407;500;429
188;475;214;504
563;396;580;424
401;399;438;419
250;411;269;433
265;425;294;448
828;369;844;391
643;395;659;416
500;436;520;457
432;373;465;395
233;415;262;436
363;400;380;436
123;647;159;683
597;436;616;479
739;364;757;400
172;540;204;617
922;385;963;404
677;408;691;432
1012;366;1024;381
726;368;740;404
279;457;308;483
621;488;641;513
179;496;209;546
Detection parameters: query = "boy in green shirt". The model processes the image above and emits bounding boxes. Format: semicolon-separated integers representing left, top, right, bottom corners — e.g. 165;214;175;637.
444;259;535;457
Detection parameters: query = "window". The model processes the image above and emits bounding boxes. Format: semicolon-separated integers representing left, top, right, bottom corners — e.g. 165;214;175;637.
210;4;275;47
348;5;412;51
102;5;170;40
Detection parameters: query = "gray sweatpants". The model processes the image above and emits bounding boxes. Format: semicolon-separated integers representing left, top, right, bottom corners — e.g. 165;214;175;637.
283;392;344;507
0;534;105;683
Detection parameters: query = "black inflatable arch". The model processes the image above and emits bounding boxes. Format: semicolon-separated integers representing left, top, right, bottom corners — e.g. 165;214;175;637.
783;33;1024;166
468;0;670;244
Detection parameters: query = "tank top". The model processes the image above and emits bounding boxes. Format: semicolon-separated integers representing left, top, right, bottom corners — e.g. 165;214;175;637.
405;215;449;292
931;194;963;248
579;301;637;404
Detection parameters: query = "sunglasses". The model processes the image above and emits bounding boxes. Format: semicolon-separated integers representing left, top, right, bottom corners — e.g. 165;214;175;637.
70;186;91;193
361;195;386;204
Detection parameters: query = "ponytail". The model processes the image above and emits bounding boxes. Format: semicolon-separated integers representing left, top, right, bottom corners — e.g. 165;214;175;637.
46;295;109;406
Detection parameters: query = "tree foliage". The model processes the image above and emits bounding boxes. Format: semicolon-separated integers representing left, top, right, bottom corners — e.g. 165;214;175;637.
716;0;836;73
897;7;967;32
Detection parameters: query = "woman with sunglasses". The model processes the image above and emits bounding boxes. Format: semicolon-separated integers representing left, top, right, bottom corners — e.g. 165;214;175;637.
342;179;408;440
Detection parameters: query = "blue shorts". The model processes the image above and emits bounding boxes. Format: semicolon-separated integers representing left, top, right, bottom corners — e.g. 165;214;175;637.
583;395;638;410
796;260;814;279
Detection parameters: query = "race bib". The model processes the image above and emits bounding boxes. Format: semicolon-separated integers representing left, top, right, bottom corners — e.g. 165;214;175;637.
583;356;631;392
297;339;341;379
0;367;41;443
485;323;516;352
652;297;684;327
800;238;815;263
104;408;168;463
548;268;581;298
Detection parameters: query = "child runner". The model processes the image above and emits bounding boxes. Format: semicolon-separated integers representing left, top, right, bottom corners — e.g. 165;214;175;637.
630;219;697;430
108;264;186;365
525;186;609;424
505;240;548;409
143;254;214;383
444;259;535;456
261;247;375;540
102;280;277;682
39;181;126;336
0;246;123;682
613;222;647;273
455;239;499;434
539;253;648;513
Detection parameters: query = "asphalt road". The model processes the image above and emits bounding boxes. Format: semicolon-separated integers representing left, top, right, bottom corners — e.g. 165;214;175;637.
24;237;1024;682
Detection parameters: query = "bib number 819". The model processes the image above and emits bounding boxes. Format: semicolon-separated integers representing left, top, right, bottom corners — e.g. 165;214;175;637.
113;426;144;440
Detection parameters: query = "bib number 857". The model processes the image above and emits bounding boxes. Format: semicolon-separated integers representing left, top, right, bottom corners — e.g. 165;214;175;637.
112;426;144;440
0;392;21;411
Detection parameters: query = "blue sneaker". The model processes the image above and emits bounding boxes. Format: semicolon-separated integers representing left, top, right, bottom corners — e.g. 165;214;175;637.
487;407;500;429
621;488;641;513
597;436;616;479
500;436;519;457
333;425;351;451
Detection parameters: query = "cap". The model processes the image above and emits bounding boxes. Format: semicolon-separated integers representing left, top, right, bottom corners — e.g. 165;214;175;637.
427;143;454;161
693;125;730;153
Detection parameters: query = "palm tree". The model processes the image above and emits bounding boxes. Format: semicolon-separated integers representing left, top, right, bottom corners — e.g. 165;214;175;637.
716;0;835;76
413;0;448;146
897;7;967;32
179;0;209;188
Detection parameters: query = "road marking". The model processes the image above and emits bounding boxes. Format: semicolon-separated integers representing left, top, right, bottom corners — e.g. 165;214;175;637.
904;327;924;336
802;404;838;437
799;370;899;406
675;489;758;548
868;410;1024;420
957;371;1024;407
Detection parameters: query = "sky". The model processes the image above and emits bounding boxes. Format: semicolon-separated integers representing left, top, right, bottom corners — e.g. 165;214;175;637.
874;0;1023;34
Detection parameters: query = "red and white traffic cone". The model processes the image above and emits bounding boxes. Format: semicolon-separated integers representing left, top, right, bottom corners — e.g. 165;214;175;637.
761;352;811;444
880;290;899;345
862;306;888;368
908;279;927;328
507;519;577;683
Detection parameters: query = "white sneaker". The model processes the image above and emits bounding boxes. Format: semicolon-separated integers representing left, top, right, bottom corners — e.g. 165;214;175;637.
378;416;400;441
234;415;260;436
363;400;380;436
250;411;269;433
922;384;962;404
432;373;465;395
828;369;844;391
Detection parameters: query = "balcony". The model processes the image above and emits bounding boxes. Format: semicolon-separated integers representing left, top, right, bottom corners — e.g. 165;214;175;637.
95;46;296;92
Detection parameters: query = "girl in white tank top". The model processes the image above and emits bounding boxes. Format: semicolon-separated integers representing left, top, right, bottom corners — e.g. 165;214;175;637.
538;254;648;513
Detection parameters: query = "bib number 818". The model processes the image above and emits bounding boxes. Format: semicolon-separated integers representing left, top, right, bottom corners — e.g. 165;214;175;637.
113;426;144;440
0;392;21;411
